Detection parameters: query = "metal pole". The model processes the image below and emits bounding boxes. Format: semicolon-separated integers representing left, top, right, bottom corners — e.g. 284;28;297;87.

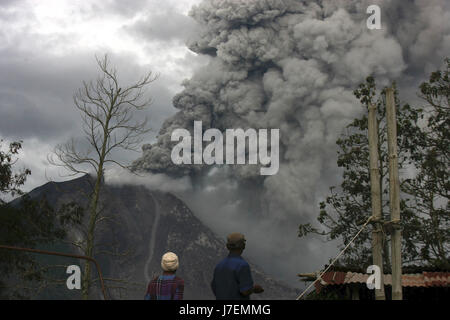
367;102;386;300
0;244;108;300
385;88;403;300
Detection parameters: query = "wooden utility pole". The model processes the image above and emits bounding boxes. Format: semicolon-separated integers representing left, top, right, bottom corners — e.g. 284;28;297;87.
367;102;386;300
385;88;403;300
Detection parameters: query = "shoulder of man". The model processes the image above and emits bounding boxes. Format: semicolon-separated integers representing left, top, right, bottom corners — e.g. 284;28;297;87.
215;256;230;268
227;255;250;273
236;256;250;267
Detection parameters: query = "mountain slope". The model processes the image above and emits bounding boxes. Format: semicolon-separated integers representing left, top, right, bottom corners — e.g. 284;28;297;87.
26;175;298;299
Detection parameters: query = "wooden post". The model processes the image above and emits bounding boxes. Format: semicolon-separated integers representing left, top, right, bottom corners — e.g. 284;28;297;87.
351;285;360;300
385;88;403;300
368;102;386;300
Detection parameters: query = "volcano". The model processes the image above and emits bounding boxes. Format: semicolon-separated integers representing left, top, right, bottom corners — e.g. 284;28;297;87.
23;174;298;300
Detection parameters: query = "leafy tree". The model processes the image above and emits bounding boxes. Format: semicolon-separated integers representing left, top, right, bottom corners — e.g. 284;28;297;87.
298;73;444;270
401;58;449;268
48;54;157;299
0;140;30;204
0;140;81;298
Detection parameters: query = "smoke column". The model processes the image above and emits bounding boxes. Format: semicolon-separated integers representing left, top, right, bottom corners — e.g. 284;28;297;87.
132;0;450;284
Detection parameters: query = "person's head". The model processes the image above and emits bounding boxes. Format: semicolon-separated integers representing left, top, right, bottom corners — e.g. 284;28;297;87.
226;232;246;255
161;252;179;274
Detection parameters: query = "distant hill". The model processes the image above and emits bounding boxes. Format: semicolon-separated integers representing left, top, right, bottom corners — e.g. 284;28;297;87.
23;175;298;300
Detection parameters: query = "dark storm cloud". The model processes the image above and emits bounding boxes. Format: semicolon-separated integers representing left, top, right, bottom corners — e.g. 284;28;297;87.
103;0;152;18
0;0;25;8
0;45;109;141
0;0;191;143
124;10;198;45
0;90;72;140
118;0;201;47
0;0;207;199
0;46;178;141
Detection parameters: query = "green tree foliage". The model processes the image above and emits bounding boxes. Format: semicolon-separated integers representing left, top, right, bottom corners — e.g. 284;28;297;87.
0;140;30;203
0;140;82;298
401;58;449;268
299;59;449;270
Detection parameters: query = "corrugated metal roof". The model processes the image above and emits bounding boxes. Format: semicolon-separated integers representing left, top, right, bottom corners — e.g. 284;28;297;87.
424;272;450;287
315;271;450;288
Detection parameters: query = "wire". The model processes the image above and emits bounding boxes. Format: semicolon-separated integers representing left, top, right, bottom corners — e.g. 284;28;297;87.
296;215;373;300
0;244;108;300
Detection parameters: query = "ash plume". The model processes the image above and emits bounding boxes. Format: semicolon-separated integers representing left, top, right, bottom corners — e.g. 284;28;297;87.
131;0;450;283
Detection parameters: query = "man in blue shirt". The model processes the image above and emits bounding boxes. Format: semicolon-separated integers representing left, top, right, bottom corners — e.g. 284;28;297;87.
211;232;264;300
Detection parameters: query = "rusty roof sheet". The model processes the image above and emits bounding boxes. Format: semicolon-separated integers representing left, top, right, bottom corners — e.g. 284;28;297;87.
316;271;450;288
424;272;450;287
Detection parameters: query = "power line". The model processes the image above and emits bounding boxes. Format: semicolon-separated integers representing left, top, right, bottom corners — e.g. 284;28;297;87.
296;215;373;300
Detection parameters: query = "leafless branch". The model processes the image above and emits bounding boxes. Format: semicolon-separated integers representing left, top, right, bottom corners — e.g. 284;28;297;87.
46;54;158;299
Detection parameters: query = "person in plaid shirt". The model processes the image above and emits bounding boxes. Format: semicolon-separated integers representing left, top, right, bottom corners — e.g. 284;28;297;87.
145;252;184;300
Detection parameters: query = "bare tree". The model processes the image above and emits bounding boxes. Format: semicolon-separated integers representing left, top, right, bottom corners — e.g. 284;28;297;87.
48;54;157;299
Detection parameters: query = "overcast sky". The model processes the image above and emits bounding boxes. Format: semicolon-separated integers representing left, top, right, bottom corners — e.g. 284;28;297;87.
2;0;449;289
0;0;206;192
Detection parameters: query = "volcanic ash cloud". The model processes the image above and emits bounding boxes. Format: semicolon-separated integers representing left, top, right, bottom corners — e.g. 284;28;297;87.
131;0;449;280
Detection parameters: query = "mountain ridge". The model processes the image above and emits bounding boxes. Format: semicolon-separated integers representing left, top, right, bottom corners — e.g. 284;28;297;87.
23;175;298;299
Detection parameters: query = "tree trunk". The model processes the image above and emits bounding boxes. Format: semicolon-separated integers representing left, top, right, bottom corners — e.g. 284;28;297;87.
81;169;103;300
81;110;111;300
